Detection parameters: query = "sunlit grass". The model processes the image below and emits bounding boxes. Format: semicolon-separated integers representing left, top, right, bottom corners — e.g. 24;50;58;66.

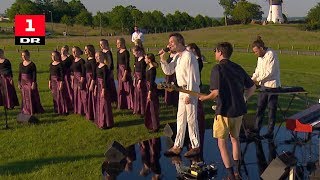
0;25;319;179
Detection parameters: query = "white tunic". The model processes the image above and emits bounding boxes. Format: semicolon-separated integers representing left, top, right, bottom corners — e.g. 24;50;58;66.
252;48;281;88
131;31;144;43
160;49;201;148
160;50;200;97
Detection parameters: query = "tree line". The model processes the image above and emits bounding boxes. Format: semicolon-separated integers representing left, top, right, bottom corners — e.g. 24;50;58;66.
5;0;222;33
5;0;320;33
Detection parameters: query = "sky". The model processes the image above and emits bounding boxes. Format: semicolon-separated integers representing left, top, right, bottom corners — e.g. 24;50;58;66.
0;0;319;18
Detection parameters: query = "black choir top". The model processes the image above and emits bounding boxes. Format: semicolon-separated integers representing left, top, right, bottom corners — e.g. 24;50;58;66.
0;59;13;77
18;61;37;82
96;65;110;90
117;50;130;70
85;58;97;79
134;58;147;80
71;58;86;77
197;57;203;87
146;67;156;90
197;57;203;73
49;63;63;81
104;50;114;71
61;55;74;73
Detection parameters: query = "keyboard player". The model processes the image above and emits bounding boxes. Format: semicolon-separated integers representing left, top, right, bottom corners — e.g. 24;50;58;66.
251;36;281;139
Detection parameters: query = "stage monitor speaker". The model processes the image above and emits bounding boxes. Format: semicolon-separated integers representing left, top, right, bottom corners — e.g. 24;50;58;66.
261;151;297;180
104;141;127;163
163;123;191;146
164;123;176;137
17;113;39;123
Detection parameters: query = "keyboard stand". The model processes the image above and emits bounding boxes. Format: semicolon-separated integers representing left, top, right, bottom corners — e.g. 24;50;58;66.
261;91;309;140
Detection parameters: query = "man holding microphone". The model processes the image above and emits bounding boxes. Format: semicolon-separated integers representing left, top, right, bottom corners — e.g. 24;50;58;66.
159;33;201;157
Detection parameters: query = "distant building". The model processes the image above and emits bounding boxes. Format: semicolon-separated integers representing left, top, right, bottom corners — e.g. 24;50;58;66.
267;0;284;23
0;14;10;22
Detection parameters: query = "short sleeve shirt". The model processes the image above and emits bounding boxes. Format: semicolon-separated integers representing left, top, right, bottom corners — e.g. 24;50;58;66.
210;59;254;117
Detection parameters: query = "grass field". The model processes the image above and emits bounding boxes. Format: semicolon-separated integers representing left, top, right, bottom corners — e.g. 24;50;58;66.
0;25;319;179
1;23;320;51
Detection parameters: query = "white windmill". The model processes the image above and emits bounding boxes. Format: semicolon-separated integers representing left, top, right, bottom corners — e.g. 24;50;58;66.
267;0;284;23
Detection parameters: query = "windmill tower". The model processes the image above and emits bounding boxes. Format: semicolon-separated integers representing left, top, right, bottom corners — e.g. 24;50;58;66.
267;0;284;23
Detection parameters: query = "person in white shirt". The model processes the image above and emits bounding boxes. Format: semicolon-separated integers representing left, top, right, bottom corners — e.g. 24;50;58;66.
131;26;144;43
159;33;201;157
251;36;281;139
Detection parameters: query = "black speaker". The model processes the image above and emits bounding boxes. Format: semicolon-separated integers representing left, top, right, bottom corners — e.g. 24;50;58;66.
17;113;39;123
104;141;127;163
163;123;190;146
164;123;176;138
101;159;126;178
261;151;297;180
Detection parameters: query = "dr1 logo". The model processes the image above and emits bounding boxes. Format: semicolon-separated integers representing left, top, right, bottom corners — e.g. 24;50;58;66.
15;15;46;45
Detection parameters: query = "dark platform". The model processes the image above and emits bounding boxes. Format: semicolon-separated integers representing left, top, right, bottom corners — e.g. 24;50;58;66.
102;126;319;179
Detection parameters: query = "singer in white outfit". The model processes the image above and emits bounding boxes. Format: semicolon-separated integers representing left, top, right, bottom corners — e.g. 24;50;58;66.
159;33;201;157
131;26;144;43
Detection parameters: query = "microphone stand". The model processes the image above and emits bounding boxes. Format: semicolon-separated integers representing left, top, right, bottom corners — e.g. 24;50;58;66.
0;75;9;129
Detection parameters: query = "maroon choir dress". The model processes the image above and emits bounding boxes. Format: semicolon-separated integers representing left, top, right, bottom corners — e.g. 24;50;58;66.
61;55;74;111
18;61;44;115
133;57;147;115
164;56;178;107
0;59;19;109
95;65;114;129
49;62;69;114
85;58;97;121
117;49;134;110
71;58;86;115
144;67;159;131
103;50;118;105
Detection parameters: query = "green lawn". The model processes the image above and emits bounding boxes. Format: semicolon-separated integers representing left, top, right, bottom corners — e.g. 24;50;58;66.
0;25;319;179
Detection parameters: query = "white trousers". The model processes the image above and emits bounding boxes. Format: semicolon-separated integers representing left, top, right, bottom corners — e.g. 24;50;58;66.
174;94;200;149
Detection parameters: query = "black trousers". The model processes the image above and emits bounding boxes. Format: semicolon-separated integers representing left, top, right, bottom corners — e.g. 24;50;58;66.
254;92;278;134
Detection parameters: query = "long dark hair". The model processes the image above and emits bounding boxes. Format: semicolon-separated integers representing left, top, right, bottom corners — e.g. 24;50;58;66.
85;44;95;58
146;53;158;68
22;49;30;57
96;51;106;64
52;50;62;62
117;38;126;49
100;39;109;49
72;46;83;56
187;43;202;58
252;36;266;49
132;45;145;56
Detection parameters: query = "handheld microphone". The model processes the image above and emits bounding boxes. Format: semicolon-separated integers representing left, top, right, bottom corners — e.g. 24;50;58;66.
155;47;170;56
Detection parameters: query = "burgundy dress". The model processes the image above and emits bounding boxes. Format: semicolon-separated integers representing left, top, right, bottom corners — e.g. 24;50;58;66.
103;50;118;105
71;58;86;115
164;56;178;107
95;65;114;129
144;67;159;131
117;49;134;110
49;63;68;114
0;59;19;109
139;138;161;176
61;55;74;111
85;58;97;121
18;62;44;115
133;57;147;115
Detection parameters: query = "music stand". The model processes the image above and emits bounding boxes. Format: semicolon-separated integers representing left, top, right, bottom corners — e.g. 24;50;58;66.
0;75;9;129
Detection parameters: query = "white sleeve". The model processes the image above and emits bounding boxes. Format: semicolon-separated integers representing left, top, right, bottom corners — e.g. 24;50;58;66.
186;56;200;97
131;33;135;43
160;59;176;75
252;64;259;81
256;52;277;82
